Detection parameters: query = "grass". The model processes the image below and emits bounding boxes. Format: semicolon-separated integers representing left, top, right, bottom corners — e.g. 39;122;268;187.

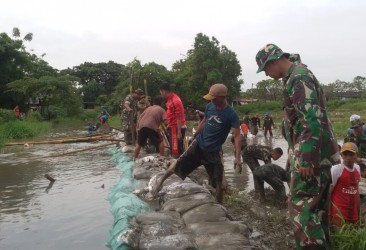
331;223;366;250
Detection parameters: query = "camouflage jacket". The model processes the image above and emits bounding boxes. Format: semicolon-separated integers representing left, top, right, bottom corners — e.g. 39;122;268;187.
282;63;340;168
344;133;366;159
120;94;138;116
243;145;271;164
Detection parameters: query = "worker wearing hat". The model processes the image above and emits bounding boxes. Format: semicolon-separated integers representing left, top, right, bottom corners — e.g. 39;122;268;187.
152;83;242;204
344;115;366;168
120;88;144;145
256;44;340;249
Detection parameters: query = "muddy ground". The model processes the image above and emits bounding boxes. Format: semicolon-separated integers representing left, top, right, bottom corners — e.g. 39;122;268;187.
223;188;295;250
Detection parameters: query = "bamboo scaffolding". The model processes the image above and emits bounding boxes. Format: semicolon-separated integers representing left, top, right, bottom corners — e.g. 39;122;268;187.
40;142;116;158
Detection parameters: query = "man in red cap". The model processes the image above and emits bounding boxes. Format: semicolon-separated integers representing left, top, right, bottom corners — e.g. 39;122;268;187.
152;83;242;204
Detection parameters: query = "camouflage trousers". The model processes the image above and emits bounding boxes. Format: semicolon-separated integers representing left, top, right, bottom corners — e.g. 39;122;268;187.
289;165;331;250
120;113;135;145
253;163;288;200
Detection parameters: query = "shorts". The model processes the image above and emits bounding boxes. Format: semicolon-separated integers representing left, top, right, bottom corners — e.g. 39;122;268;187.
137;127;162;147
100;115;108;123
174;140;223;188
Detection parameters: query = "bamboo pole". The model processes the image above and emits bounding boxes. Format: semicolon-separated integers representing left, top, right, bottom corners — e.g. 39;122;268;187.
5;133;118;146
40;142;116;158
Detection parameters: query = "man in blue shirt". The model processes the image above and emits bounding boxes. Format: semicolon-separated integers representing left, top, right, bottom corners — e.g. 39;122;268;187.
151;84;242;203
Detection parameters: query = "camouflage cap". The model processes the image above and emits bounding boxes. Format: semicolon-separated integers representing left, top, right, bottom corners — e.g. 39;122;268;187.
288;53;302;64
255;44;289;73
351;118;364;129
134;88;144;95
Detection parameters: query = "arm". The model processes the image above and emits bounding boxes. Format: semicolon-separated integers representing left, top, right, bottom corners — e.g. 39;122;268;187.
233;127;242;165
124;102;132;112
289;75;322;177
193;117;206;139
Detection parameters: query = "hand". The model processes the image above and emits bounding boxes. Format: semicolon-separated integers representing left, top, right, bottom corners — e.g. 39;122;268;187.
299;167;314;179
234;158;242;174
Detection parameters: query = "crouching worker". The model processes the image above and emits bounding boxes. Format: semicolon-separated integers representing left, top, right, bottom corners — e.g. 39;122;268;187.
253;163;289;201
330;142;361;230
151;84;242;204
134;96;166;159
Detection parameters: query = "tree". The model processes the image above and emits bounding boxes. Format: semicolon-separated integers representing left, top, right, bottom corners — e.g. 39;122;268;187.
255;79;283;101
172;33;243;107
0;28;56;108
7;75;82;119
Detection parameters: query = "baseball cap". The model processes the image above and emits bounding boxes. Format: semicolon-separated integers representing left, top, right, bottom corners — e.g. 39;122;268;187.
203;84;228;101
255;44;289;73
340;142;358;154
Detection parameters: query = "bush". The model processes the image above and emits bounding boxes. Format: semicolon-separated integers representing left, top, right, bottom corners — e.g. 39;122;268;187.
0;109;16;123
48;105;68;119
0;120;51;140
26;112;43;122
235;101;282;116
331;223;366;249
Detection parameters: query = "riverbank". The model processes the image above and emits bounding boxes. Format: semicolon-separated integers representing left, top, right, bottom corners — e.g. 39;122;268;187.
235;99;366;137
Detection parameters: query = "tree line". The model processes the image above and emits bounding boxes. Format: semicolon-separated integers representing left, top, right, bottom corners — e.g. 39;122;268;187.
0;28;243;118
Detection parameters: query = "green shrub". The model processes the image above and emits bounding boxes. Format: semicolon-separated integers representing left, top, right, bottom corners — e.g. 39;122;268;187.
0;121;51;140
235;101;282;116
331;223;366;249
26;112;43;122
48;105;68;119
0;109;16;123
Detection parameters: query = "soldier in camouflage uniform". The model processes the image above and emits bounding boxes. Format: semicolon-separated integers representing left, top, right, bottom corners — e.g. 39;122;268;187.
256;44;340;249
344;117;366;161
253;163;289;200
242;144;283;197
120;89;144;145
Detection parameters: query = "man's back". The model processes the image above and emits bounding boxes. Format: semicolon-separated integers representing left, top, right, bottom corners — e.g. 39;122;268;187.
243;145;271;163
166;92;186;127
137;105;166;131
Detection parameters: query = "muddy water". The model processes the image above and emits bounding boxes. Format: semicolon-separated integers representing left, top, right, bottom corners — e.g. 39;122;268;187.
223;131;289;192
0;132;119;250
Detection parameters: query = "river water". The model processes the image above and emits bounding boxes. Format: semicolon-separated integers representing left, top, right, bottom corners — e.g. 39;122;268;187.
0;131;119;250
0;128;289;250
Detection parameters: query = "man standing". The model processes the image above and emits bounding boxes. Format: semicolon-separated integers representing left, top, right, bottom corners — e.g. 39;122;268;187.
159;83;186;157
120;89;144;145
152;84;242;204
134;96;166;159
256;44;340;249
263;112;274;137
344;116;366;167
250;114;261;135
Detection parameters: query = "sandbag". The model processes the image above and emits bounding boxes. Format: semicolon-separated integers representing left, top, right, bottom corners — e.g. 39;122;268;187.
182;203;229;225
162;192;214;214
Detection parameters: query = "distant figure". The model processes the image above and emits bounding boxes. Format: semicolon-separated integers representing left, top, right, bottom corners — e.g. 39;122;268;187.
120;89;144;145
263;112;275;137
250;114;261;135
134;96;166;159
243;115;250;126
87;122;100;135
99;108;111;130
14;105;20;119
330;142;361;230
240;122;249;136
344;115;366;170
253;163;289;201
159;83;186;157
195;110;205;123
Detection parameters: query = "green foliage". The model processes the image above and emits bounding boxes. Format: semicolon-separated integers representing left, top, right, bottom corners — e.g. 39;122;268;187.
235;101;282;115
7;75;82;119
172;33;242;107
331;223;366;250
0;120;51;140
26;111;43;122
0;109;16;123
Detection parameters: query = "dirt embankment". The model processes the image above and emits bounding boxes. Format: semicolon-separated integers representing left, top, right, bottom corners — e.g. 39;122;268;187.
224;188;296;250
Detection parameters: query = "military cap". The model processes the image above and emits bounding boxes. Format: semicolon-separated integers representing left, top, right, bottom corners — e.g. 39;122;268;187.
255;44;289;73
288;53;302;64
134;88;144;95
351;118;364;129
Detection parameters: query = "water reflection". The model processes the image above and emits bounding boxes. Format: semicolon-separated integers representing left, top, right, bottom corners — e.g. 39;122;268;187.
0;137;118;250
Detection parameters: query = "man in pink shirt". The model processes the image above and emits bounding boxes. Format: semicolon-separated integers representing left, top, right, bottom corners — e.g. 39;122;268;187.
159;83;186;157
330;142;361;229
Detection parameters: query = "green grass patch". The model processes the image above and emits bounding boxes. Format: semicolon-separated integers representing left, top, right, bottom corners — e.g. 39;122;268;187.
0;120;51;141
331;223;366;250
234;101;282;115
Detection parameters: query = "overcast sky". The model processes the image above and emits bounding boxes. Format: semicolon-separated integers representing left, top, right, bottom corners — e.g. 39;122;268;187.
1;0;365;90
